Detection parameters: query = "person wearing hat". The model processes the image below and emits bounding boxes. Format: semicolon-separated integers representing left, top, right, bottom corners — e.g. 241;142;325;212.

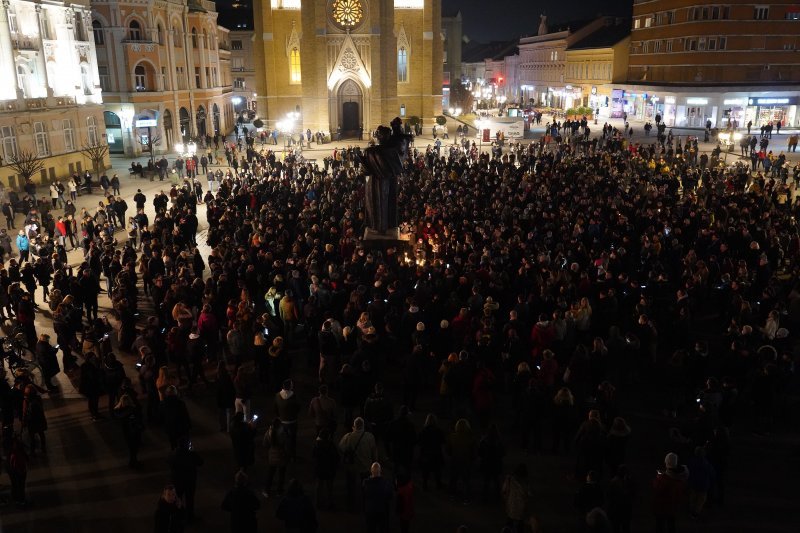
652;452;689;533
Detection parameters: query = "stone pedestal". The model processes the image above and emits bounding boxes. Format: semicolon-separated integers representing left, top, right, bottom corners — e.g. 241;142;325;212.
362;227;413;251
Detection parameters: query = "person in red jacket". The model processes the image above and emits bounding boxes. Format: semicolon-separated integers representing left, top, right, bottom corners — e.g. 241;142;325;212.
530;314;555;360
652;452;689;533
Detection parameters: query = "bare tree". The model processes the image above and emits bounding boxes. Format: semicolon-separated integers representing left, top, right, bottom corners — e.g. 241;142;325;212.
79;140;109;178
8;149;45;184
137;131;162;164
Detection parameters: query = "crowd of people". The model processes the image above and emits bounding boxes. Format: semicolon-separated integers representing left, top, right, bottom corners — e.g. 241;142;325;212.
0;117;798;533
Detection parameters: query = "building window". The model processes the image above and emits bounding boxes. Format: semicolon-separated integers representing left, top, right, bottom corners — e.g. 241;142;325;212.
40;9;52;39
642;41;649;53
289;47;301;83
157;24;164;45
708;38;717;50
195;67;201;88
698;37;706;50
231;40;243;50
191;28;198;48
687;38;697;51
172;26;181;47
134;65;147;91
8;11;17;33
74;13;86;41
787;11;800;20
654;40;662;52
161;67;168;90
128;20;142;41
98;66;110;91
722;6;730;18
701;7;709;20
34;122;49;157
234;77;245;89
92;20;104;45
718;37;726;50
62;119;75;151
666;39;673;52
87;116;98;146
784;43;796;50
754;6;769;20
1;126;17;161
398;47;408;82
644;16;652;27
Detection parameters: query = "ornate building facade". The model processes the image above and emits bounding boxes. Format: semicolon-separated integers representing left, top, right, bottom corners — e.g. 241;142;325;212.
252;0;443;136
0;0;106;186
91;0;234;156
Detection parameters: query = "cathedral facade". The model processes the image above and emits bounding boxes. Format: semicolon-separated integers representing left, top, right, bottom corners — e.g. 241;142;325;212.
253;0;443;136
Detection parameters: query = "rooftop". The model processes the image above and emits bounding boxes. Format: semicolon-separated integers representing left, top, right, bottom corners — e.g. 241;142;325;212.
568;20;630;50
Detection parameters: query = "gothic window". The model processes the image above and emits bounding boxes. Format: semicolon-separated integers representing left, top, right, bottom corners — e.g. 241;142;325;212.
398;47;408;82
290;48;301;83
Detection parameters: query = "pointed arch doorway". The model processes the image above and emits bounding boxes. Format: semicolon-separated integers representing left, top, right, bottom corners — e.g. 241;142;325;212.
336;79;363;138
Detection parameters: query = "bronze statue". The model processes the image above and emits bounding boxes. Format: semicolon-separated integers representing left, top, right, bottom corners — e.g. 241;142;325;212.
361;117;411;234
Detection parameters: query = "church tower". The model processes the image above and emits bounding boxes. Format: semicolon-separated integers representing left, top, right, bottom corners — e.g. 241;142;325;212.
252;0;442;137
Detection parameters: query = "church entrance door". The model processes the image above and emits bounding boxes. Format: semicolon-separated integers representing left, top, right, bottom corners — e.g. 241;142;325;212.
336;79;363;139
342;102;359;134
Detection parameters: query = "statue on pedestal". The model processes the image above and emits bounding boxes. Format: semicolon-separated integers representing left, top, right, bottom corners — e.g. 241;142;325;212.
361;117;411;235
538;14;548;36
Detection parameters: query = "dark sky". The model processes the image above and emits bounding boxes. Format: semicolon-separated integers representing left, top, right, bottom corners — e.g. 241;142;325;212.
443;0;632;42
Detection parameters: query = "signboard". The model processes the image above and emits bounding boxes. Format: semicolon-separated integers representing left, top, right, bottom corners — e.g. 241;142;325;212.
748;97;798;106
482;128;490;143
135;119;157;128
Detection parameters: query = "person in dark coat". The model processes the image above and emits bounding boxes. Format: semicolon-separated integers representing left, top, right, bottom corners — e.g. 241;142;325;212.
387;405;417;473
477;423;505;501
276;479;319;533
34;334;60;392
363;462;394;533
168;437;205;522
161;385;192;450
113;392;144;468
154;484;185;533
229;411;256;470
312;428;339;510
79;352;105;420
22;385;47;454
606;465;635;533
417;413;445;490
221;470;261;533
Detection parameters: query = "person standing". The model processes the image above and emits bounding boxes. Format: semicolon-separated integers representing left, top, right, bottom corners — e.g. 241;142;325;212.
363;462;394;533
652;453;689;533
312;428;339;510
262;417;289;498
275;379;300;461
113;393;144;468
154;484;186;533
308;384;337;436
395;470;415;533
79;352;105;421
686;446;714;518
606;465;635;533
230;411;256;471
221;470;261;533
168;437;205;523
22;385;47;454
6;436;29;507
275;479;318;533
339;417;378;511
16;230;29;263
502;464;530;533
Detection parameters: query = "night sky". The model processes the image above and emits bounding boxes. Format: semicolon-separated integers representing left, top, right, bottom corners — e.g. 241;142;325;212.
444;0;632;42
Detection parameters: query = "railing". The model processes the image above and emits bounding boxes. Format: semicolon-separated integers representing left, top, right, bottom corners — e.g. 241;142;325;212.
11;36;39;51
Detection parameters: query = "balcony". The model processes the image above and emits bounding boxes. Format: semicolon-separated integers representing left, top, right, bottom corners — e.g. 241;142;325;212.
11;35;39;51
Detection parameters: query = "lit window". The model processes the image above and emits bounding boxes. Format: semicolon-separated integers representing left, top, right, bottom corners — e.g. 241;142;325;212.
644;17;652;27
787;12;800;20
34;122;50;157
633;19;640;29
87;116;98;146
232;40;243;50
134;64;147;91
62;120;75;151
398;47;408;82
0;126;17;161
290;47;301;83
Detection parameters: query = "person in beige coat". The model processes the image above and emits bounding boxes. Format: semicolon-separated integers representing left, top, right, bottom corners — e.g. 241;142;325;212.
339;417;377;511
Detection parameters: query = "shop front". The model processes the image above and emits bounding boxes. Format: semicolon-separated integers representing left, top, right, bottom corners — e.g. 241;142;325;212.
721;97;747;129
746;96;799;128
675;97;717;128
